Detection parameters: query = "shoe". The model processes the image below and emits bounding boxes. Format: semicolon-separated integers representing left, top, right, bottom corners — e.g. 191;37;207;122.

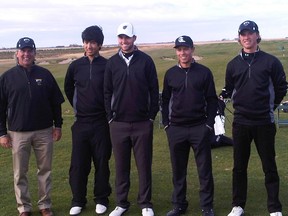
40;208;54;216
142;208;154;216
202;209;215;216
270;212;282;216
109;206;128;216
96;204;108;214
70;206;82;215
19;212;31;216
166;207;186;216
227;206;244;216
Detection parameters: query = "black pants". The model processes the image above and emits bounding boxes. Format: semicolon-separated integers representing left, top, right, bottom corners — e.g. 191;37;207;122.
69;121;112;207
109;120;154;209
232;122;282;213
166;124;214;211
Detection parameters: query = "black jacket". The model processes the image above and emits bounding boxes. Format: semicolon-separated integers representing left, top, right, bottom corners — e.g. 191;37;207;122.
224;50;287;125
64;55;107;123
104;49;159;122
0;64;64;136
161;62;218;128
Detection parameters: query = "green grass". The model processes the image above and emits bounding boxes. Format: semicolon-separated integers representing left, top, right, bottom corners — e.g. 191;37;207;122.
0;40;287;215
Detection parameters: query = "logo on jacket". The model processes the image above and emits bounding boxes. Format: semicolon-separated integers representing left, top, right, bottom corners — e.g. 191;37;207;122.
35;79;42;85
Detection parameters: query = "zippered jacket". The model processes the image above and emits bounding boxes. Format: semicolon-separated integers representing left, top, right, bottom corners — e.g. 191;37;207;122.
104;49;159;122
225;50;287;125
64;56;107;123
161;62;218;128
0;64;64;136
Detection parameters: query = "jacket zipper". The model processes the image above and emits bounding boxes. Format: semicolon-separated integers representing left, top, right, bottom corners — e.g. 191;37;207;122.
23;68;32;98
89;62;92;80
185;71;188;88
241;52;256;78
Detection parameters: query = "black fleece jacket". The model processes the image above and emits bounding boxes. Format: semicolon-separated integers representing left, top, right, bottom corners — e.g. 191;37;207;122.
0;64;64;136
104;49;159;122
161;61;218;128
224;50;287;125
64;55;108;123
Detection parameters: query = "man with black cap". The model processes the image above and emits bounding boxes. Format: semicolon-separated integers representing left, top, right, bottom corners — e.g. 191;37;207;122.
161;35;218;216
104;22;159;216
221;20;287;216
64;25;112;216
0;37;64;216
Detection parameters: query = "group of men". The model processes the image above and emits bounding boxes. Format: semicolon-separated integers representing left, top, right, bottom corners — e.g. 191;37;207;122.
0;20;286;216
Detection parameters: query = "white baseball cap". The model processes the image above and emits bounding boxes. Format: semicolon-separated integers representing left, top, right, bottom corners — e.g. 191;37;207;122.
117;22;135;37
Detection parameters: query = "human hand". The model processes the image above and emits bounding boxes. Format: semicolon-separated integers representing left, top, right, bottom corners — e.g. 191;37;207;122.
0;135;12;148
53;128;62;141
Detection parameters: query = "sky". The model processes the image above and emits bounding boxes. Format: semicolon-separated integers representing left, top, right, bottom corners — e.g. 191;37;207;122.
0;0;288;48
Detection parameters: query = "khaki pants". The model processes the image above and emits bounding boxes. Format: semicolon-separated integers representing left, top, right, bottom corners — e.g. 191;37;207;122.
9;127;53;213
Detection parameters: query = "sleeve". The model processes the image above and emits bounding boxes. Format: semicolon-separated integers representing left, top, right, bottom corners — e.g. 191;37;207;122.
147;58;159;120
161;71;171;127
271;58;287;108
0;75;8;136
64;63;76;107
104;60;113;121
50;75;65;128
222;61;235;99
204;70;218;128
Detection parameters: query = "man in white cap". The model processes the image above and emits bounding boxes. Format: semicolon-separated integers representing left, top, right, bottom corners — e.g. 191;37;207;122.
104;22;159;216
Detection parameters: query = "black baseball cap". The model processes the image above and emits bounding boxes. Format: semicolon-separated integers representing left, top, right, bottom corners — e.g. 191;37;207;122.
16;37;36;49
238;20;259;34
174;35;193;48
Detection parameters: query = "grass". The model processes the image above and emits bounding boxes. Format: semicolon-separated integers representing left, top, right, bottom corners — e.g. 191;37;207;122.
0;40;288;215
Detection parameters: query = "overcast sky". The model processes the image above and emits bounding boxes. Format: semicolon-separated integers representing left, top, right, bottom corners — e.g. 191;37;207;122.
1;0;288;48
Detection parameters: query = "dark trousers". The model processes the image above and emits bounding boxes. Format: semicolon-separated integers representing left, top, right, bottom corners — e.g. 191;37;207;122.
166;124;214;210
109;120;154;209
69;121;112;207
232;122;282;213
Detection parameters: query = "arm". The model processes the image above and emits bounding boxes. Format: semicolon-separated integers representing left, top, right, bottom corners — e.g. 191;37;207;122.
161;72;171;128
204;70;218;128
50;75;65;136
147;59;159;120
64;63;76;107
0;76;8;137
220;62;234;99
104;61;113;122
271;59;287;109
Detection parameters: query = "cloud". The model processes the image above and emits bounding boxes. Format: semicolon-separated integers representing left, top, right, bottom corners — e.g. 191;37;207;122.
0;0;287;48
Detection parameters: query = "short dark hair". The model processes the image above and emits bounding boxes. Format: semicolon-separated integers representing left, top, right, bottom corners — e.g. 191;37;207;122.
81;25;104;45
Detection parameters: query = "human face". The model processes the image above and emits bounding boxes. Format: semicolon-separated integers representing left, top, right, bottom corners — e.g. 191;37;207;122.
118;35;136;53
83;40;101;60
239;30;259;52
16;47;36;69
175;46;194;67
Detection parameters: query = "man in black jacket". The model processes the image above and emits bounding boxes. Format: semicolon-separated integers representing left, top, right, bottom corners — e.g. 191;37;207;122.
162;35;218;216
104;22;159;216
222;20;287;216
64;26;112;216
0;37;64;216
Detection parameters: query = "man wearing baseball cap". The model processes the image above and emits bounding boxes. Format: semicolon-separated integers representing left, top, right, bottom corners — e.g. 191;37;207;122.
104;22;159;216
221;20;286;216
0;37;64;216
162;35;218;216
